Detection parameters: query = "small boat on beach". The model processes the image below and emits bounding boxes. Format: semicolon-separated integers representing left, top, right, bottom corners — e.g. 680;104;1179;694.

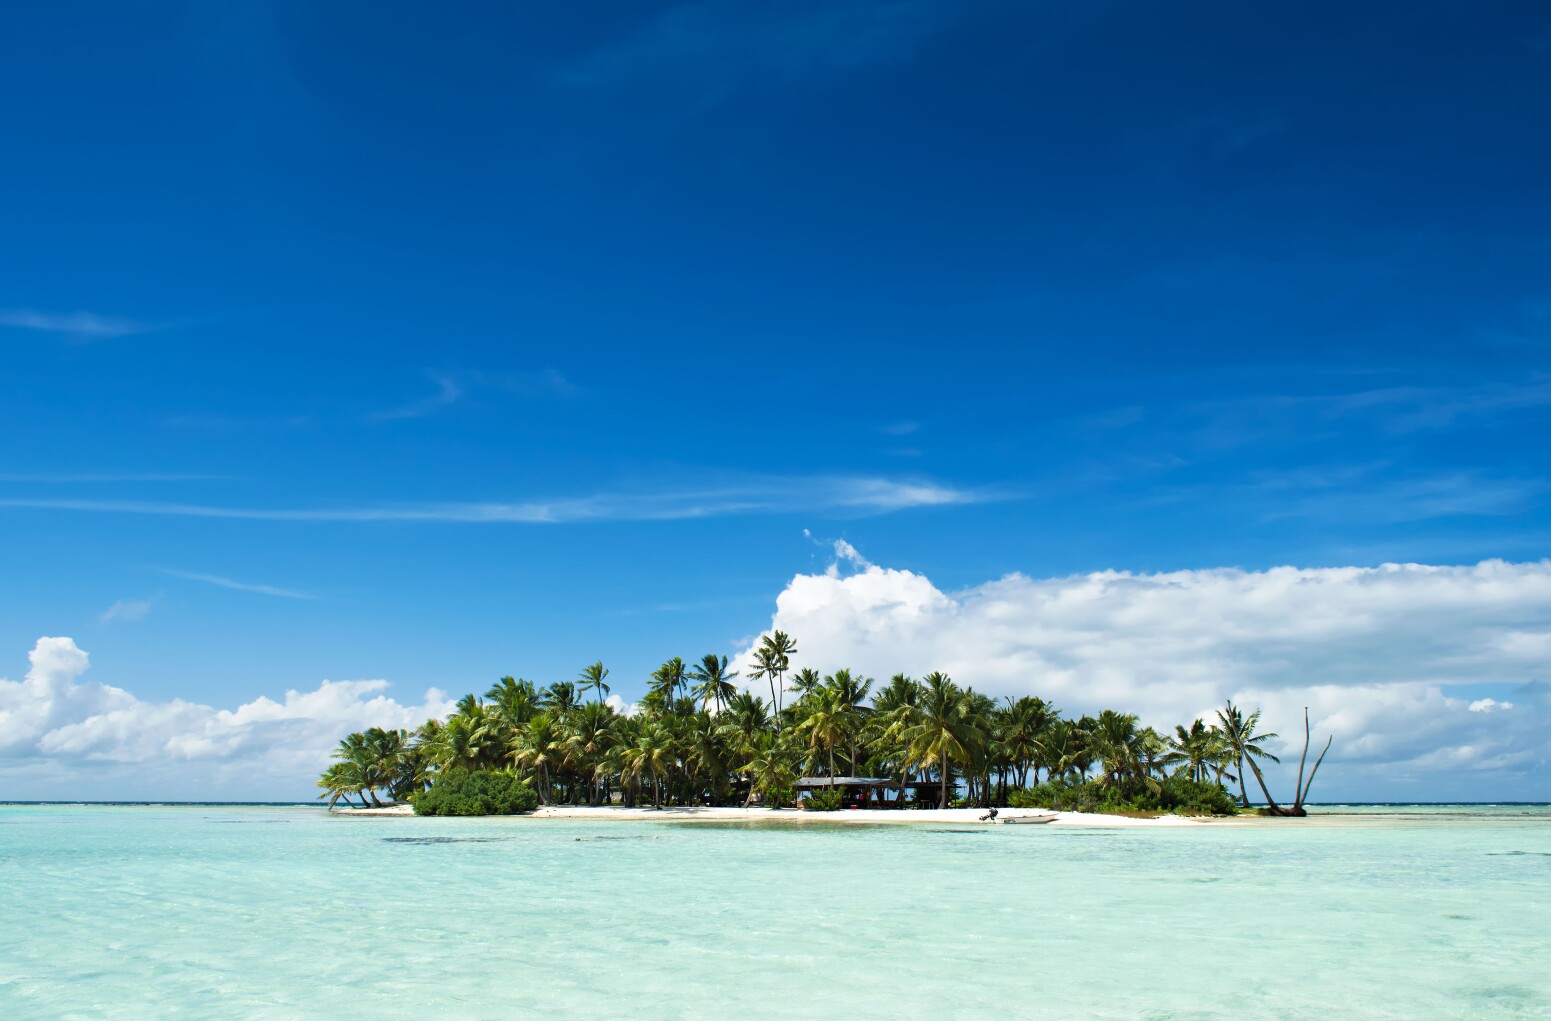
997;814;1057;825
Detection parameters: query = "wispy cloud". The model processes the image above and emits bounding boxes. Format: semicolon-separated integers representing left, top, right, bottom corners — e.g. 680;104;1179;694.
366;373;464;422
98;598;154;624
0;474;993;525
0;309;155;340
162;570;315;600
367;369;579;422
878;420;920;436
0;472;231;483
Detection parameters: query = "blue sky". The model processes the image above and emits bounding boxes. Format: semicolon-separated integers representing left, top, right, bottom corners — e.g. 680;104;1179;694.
3;2;1550;799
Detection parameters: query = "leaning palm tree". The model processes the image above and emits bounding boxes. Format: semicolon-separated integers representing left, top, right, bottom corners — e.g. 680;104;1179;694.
577;661;611;706
1216;701;1280;808
315;761;370;809
687;653;738;713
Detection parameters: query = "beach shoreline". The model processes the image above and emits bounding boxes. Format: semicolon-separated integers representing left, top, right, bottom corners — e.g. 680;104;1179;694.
330;803;1227;826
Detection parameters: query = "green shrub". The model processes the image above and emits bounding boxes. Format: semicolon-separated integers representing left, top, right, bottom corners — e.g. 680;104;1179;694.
1155;775;1238;816
803;786;846;812
412;770;539;816
1007;777;1236;816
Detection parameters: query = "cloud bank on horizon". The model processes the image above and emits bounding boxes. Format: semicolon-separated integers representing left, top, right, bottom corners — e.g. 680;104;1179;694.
5;549;1549;801
734;546;1551;802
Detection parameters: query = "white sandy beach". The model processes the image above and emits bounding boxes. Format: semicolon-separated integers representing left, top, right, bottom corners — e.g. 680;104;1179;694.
331;803;1222;826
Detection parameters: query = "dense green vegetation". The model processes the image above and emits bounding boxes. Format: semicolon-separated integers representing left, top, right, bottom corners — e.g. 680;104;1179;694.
412;769;539;816
319;632;1309;816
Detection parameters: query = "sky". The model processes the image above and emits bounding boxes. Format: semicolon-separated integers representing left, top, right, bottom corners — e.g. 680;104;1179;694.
2;1;1549;802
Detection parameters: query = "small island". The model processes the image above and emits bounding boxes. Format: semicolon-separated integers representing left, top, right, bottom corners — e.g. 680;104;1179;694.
320;632;1330;819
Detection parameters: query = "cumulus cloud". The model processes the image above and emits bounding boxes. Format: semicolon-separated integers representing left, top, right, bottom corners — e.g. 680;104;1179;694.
0;638;455;800
734;553;1551;800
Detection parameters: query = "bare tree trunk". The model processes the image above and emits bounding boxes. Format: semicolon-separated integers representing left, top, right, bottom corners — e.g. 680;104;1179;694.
1294;734;1333;811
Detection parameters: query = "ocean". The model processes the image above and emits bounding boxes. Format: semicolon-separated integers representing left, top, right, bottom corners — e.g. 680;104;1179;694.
3;804;1548;1019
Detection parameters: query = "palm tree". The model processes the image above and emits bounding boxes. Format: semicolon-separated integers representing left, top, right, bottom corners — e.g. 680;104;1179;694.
873;674;923;805
1216;701;1280;808
315;761;370;808
1166;719;1214;782
649;657;688;713
687;653;738;713
578;661;611;706
510;713;564;802
743;733;798;808
683;711;729;803
826;669;874;774
624;721;677;809
788;667;822;702
565;700;618;804
999;696;1053;788
539;681;580;714
795;685;848;782
905;672;985;808
749;631;797;729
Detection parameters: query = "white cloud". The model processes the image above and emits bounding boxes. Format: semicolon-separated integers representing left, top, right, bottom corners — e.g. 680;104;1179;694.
0;638;455;799
99;599;153;623
734;553;1551;800
162;569;314;600
0;474;987;524
0;308;153;339
1469;698;1514;713
604;694;641;718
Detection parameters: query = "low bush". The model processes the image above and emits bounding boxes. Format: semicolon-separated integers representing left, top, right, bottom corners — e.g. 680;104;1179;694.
1007;777;1237;816
803;786;846;811
412;770;539;816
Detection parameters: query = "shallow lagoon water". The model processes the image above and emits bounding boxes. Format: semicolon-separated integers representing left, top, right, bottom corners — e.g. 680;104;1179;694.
3;805;1549;1019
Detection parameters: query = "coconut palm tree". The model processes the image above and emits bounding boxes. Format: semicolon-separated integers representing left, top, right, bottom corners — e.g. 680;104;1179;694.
315;761;370;808
788;667;823;702
624;721;677;809
743;733;798;808
795;685;849;782
825;669;874;774
905;672;985;808
1216;701;1280;808
749;631;797;728
687;653;738;713
565;700;618;804
510;713;564;802
999;696;1053;788
539;681;580;715
872;674;923;805
578;661;611;706
1166;719;1215;782
649;657;688;714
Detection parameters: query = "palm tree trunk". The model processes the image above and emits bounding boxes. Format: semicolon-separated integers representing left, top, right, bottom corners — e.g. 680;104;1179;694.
939;751;949;809
1244;755;1282;812
1236;754;1250;807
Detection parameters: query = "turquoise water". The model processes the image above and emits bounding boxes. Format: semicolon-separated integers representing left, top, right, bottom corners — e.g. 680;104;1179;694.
3;806;1549;1019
